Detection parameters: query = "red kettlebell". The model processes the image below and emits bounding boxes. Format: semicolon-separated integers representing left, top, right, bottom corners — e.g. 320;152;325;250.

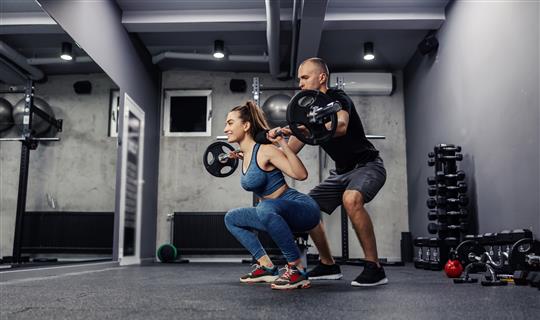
444;258;463;278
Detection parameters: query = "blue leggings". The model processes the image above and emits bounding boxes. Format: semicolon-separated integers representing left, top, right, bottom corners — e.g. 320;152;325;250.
224;188;320;263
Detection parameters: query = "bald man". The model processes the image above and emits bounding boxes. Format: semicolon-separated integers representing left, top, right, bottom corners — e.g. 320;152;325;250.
270;57;388;287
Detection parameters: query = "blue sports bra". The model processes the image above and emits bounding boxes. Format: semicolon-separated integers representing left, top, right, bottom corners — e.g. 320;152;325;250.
241;144;286;197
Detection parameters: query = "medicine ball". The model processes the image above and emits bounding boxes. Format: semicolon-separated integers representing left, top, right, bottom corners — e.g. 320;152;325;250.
0;98;14;132
261;94;290;127
12;97;54;136
157;243;178;263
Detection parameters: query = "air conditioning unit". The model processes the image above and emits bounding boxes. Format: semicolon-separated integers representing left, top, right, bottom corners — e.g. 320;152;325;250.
329;72;393;96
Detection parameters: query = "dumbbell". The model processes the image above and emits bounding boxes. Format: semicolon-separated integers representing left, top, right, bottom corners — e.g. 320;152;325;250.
427;238;442;270
446;195;469;206
435;144;461;153
428;183;467;197
428;196;469;208
427;186;438;196
436;170;465;181
428;209;468;221
428;222;468;234
526;271;540;287
440;154;463;161
426;197;437;209
436;183;467;195
413;237;428;269
428;185;447;197
435;195;469;207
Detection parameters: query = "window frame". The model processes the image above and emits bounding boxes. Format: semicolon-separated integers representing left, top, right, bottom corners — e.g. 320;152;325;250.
162;89;212;137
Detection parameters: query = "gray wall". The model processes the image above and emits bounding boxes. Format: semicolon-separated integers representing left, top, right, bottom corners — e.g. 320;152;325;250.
0;74;117;257
404;1;540;238
158;71;409;260
38;0;161;261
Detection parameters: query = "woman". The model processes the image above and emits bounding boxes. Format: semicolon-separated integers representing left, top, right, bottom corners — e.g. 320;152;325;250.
223;101;320;290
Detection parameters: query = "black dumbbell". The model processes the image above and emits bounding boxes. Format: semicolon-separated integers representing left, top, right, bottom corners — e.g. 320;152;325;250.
513;270;529;285
428;158;436;166
440;154;463;161
429;209;468;221
526;272;540;287
427;176;437;185
426;198;437;209
413;237;428;269
428;152;436;158
428;222;468;234
427;210;438;221
428;238;442;270
434;143;457;150
428;186;438;196
436;195;468;206
442;183;467;194
437;145;462;153
443;170;466;181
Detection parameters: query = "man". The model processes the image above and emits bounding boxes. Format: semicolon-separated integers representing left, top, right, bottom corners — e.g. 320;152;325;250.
269;57;388;287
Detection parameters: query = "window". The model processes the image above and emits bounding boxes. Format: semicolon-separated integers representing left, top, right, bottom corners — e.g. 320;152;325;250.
163;89;212;137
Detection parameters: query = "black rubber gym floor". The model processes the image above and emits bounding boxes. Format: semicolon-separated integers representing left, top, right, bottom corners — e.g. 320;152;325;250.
1;263;538;319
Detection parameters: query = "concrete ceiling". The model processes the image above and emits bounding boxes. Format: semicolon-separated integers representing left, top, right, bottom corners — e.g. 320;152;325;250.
0;0;450;84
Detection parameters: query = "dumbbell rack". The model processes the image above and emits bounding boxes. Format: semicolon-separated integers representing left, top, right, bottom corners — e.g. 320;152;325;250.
414;144;469;270
426;144;468;240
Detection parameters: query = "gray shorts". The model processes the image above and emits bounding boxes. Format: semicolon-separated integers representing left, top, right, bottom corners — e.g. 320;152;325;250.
308;156;386;214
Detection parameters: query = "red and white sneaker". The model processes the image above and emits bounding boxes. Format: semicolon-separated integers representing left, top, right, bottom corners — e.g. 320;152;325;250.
271;264;311;290
240;264;279;283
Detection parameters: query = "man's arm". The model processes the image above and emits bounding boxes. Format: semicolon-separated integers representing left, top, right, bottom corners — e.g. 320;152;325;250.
333;109;350;137
286;135;305;154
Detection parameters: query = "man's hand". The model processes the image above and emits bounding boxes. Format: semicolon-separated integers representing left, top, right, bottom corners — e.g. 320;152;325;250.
268;126;292;139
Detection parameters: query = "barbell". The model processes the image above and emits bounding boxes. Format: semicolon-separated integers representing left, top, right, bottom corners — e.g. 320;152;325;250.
203;90;342;177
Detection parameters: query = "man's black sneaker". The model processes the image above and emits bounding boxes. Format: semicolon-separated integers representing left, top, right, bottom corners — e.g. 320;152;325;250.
351;261;388;287
306;262;343;280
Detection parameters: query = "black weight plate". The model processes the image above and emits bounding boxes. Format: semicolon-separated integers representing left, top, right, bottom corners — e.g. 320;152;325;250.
455;240;486;266
509;238;533;271
286;90;337;145
203;141;238;177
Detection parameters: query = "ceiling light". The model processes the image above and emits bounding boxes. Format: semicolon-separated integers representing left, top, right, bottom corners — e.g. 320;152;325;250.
213;40;225;59
60;42;73;61
363;42;375;61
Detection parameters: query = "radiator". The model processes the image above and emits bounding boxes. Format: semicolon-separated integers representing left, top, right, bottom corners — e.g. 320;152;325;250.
21;211;114;254
173;212;280;255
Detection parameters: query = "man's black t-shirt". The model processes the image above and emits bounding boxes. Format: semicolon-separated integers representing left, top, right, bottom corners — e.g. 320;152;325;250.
321;88;379;173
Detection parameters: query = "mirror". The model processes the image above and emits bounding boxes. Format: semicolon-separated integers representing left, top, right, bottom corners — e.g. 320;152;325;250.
0;1;119;269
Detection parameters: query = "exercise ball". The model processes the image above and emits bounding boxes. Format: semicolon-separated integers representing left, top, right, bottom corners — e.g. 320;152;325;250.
12;97;54;136
262;94;290;127
0;98;14;132
157;243;178;263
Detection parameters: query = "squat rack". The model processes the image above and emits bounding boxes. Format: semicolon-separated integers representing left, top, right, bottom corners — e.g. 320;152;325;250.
0;79;63;265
